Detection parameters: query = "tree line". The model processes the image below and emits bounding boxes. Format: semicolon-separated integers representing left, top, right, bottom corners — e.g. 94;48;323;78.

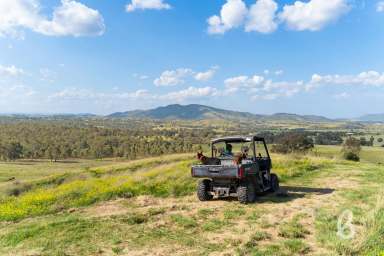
0;118;377;161
0;122;206;161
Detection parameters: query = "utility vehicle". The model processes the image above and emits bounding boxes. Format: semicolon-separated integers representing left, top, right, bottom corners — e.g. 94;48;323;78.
191;136;279;204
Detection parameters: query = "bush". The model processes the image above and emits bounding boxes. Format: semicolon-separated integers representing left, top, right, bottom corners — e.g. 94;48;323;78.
343;152;360;162
272;133;314;154
378;138;383;143
342;137;361;161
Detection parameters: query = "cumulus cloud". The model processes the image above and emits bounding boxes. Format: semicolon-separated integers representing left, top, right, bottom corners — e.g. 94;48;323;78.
50;86;218;103
194;66;218;82
377;1;384;12
224;72;305;100
158;86;219;101
224;75;265;92
309;71;384;87
279;0;350;31
245;0;278;33
126;0;171;12
154;68;193;86
154;67;219;86
0;65;24;76
262;80;302;96
0;0;105;38
208;0;350;34
250;82;302;100
207;0;247;34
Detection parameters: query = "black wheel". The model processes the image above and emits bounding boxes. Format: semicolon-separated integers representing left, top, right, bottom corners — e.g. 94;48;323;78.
270;174;279;192
237;181;256;204
197;179;213;201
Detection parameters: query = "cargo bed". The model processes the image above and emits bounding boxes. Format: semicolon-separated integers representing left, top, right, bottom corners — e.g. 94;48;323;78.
191;165;239;178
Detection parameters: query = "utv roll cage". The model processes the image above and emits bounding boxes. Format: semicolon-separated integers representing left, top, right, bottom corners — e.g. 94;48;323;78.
210;135;271;160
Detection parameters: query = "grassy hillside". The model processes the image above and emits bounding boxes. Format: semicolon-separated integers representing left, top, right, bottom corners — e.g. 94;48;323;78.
0;147;383;255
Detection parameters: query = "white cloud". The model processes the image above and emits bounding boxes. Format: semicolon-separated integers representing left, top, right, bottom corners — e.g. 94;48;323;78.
158;86;219;101
208;0;349;35
194;67;218;82
50;88;98;100
0;65;24;76
245;0;278;33
377;1;384;12
224;73;305;100
224;75;265;91
279;0;350;31
118;89;151;99
207;0;247;34
50;88;151;101
0;0;105;38
309;71;384;87
50;86;219;103
126;0;171;12
262;80;302;96
154;67;220;86
154;68;193;86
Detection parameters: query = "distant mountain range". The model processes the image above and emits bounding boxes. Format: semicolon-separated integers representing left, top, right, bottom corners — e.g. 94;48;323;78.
2;104;384;123
356;113;384;122
107;104;335;122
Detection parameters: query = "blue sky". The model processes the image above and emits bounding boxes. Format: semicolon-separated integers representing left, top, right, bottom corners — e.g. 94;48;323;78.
0;0;384;118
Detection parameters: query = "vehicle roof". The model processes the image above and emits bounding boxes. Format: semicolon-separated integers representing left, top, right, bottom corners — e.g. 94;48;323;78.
211;135;265;144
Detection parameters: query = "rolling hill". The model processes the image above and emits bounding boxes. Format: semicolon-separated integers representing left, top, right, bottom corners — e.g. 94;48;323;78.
357;113;384;122
108;104;333;122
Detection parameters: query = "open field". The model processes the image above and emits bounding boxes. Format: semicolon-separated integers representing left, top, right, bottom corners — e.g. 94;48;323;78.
313;145;384;164
0;146;383;255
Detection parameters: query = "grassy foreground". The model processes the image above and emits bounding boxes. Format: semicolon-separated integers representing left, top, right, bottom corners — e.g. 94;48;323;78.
0;146;383;255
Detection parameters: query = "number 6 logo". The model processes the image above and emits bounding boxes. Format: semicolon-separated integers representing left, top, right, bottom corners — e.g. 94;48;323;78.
337;209;355;240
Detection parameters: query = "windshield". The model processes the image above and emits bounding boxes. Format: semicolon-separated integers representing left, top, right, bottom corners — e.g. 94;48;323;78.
212;141;254;159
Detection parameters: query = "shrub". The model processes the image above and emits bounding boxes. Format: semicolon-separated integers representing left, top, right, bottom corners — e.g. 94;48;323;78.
6;182;32;197
378;138;383;143
342;137;361;161
343;152;360;162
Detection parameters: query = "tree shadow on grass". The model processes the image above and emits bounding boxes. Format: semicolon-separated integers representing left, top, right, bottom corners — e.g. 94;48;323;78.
206;186;335;204
256;186;335;204
281;186;334;195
